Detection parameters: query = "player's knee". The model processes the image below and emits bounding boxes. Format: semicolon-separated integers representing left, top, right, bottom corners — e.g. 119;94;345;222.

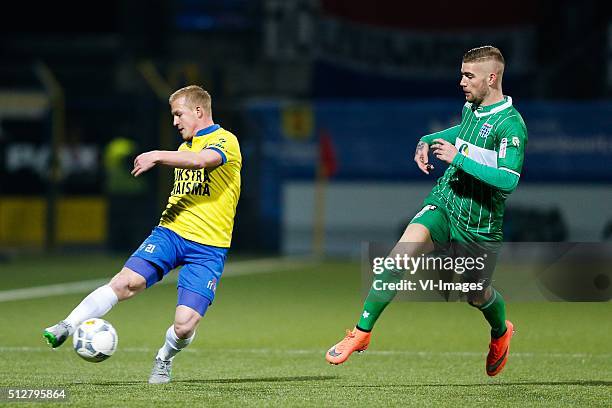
174;319;199;339
109;276;128;299
109;269;146;300
395;223;434;255
173;324;192;339
467;297;484;308
174;310;201;339
467;292;486;307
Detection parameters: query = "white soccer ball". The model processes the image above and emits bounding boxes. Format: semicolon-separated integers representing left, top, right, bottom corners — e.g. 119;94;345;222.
73;318;118;363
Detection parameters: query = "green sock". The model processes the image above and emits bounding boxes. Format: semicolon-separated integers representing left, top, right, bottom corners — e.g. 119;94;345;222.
357;268;404;331
479;288;507;338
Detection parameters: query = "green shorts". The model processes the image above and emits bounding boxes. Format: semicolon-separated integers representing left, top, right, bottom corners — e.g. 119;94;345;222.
409;201;500;289
409;200;499;244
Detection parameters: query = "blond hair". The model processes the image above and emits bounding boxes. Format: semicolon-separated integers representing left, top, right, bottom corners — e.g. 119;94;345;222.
169;85;212;115
463;46;505;66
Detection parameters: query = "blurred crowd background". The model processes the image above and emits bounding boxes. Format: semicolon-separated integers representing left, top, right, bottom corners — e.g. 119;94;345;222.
0;0;610;258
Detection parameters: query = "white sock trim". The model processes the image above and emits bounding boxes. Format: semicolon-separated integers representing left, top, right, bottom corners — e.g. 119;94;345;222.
156;325;196;361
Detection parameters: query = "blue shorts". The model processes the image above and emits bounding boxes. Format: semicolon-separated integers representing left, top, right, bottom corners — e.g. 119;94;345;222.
124;226;228;315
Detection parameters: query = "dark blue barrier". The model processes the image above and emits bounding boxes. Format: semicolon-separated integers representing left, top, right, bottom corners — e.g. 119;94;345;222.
245;99;612;250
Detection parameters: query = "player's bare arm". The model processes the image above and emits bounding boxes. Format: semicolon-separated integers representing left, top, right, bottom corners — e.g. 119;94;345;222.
414;141;434;174
430;138;458;164
131;149;223;177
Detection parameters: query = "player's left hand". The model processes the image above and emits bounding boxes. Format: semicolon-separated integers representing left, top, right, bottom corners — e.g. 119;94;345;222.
430;138;458;164
132;151;159;177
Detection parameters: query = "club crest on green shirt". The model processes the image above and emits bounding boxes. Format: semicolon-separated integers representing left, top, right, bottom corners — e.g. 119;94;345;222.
478;123;493;138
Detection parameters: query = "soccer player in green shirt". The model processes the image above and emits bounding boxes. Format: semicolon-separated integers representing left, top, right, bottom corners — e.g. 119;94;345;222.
326;46;527;377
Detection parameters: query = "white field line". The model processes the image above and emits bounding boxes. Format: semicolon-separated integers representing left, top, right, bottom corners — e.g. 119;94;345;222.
0;257;317;302
0;346;609;359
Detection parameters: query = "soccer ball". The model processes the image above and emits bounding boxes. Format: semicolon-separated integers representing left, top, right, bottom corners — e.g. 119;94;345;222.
73;318;118;362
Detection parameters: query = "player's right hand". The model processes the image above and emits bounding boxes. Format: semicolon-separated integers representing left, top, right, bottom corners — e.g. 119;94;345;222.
414;141;433;174
132;151;159;177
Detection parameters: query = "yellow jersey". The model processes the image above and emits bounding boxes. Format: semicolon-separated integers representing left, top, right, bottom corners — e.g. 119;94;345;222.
159;125;241;248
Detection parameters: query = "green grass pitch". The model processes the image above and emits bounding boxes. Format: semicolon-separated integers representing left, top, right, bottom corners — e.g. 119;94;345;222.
0;254;610;406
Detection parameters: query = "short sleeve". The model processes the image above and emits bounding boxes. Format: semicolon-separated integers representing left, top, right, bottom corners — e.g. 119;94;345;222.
204;133;240;165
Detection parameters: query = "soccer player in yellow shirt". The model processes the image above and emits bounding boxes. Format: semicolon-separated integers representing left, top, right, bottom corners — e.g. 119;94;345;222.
44;85;241;384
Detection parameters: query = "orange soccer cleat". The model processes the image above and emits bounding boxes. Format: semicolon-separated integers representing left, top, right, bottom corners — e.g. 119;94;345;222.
486;320;514;376
326;327;371;365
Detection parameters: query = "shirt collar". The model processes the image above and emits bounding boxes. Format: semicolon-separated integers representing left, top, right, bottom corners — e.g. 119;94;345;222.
195;124;220;136
473;96;512;118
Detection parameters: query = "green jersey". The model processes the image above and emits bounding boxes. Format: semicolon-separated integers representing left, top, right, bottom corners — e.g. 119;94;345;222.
420;96;527;240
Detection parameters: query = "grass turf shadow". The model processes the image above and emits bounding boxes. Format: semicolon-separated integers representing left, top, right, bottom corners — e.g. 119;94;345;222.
342;380;612;388
84;375;339;386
